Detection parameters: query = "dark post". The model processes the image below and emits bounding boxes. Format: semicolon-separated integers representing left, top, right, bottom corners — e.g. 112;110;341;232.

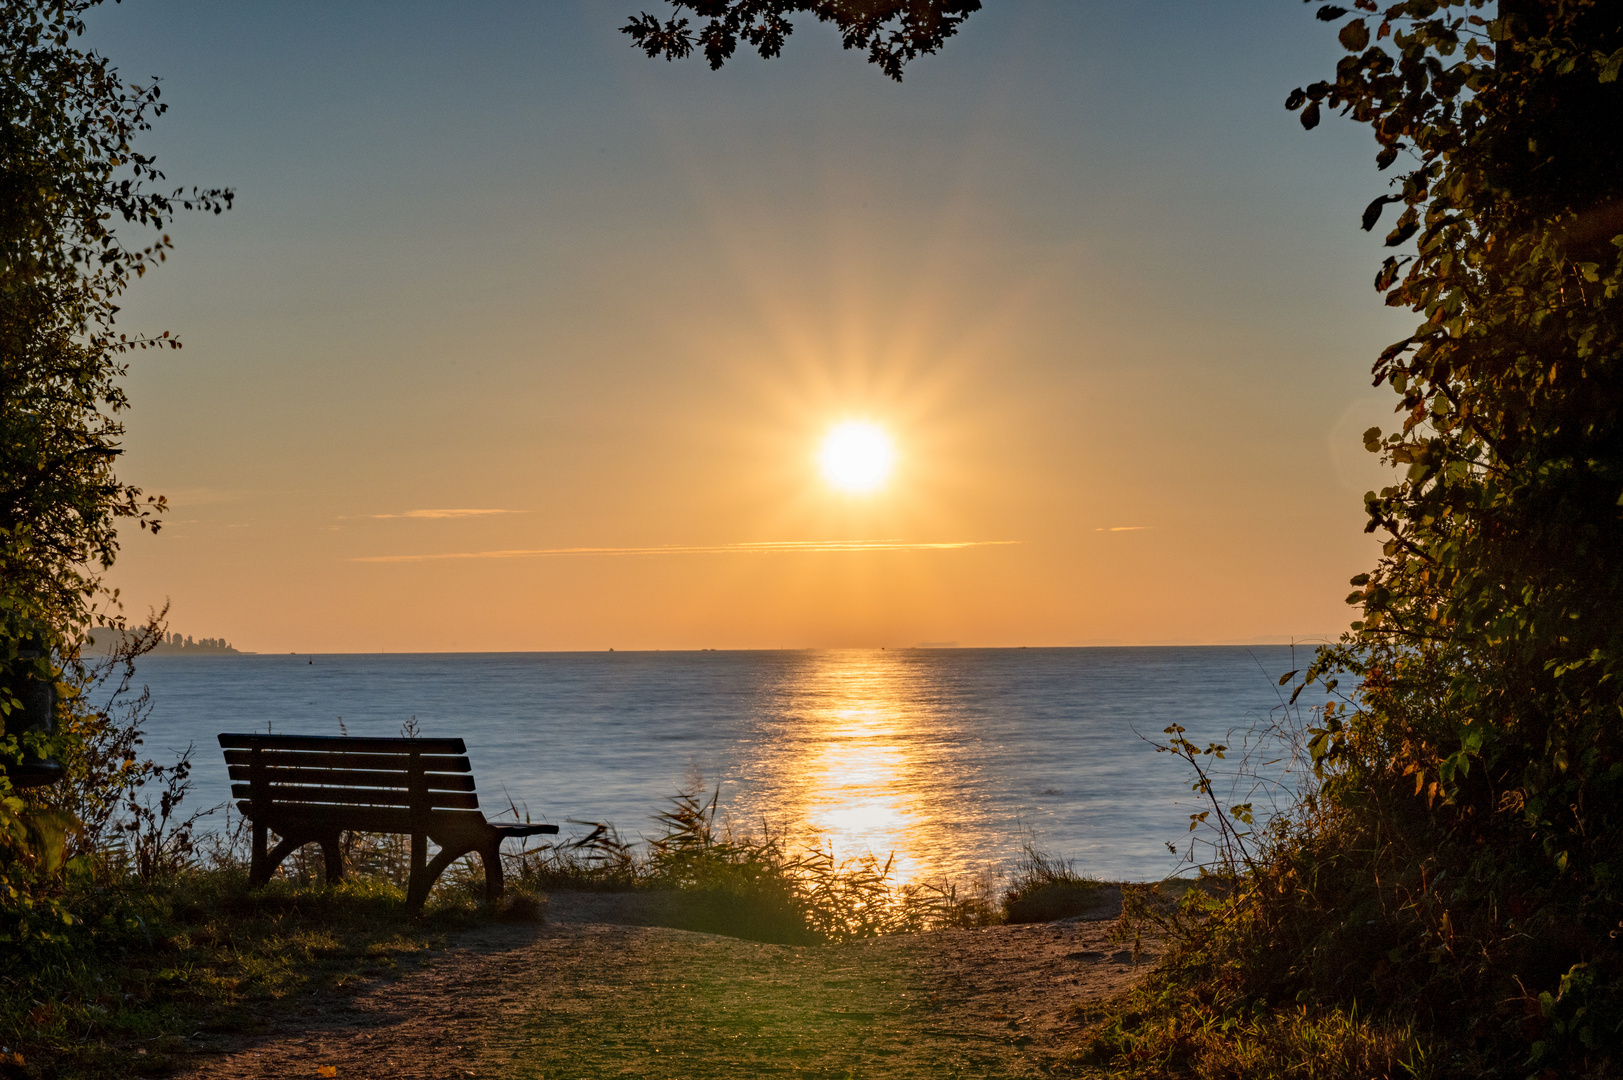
407;746;428;898
8;636;63;788
320;830;345;884
249;744;269;884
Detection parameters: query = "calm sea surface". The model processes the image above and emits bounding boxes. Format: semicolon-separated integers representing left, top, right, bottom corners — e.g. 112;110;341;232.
131;646;1310;882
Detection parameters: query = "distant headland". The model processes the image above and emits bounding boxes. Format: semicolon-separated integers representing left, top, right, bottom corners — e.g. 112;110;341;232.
85;629;250;656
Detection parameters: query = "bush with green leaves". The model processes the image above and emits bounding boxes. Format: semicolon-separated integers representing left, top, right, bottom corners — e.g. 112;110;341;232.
1079;1;1623;1072
1106;1;1623;1074
1286;0;1623;1069
1;0;228;946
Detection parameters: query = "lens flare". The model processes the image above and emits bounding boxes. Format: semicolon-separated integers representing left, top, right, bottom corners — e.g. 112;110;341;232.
818;422;895;493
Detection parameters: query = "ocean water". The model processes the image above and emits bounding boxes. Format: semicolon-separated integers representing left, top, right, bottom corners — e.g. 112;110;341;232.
129;646;1313;883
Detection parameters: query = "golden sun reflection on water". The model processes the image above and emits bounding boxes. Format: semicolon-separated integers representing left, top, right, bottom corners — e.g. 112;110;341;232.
740;651;971;885
799;707;920;879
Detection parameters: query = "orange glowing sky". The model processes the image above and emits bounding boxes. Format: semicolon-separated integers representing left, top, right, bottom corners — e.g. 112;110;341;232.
91;2;1407;652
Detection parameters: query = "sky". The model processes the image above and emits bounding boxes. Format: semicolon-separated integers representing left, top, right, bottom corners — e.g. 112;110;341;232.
87;1;1414;653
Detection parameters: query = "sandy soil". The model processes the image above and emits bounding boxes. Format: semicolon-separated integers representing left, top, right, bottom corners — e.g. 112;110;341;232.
178;889;1150;1079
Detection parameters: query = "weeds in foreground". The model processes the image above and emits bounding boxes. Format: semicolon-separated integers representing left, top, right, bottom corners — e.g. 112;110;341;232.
1056;654;1439;1080
1053;872;1437;1080
498;785;1008;944
1068;971;1435;1080
1002;839;1105;923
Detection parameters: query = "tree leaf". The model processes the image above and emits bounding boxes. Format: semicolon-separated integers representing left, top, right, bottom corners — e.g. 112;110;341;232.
1362;194;1403;231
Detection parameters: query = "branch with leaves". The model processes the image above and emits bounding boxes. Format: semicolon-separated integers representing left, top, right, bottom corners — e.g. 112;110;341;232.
623;0;981;80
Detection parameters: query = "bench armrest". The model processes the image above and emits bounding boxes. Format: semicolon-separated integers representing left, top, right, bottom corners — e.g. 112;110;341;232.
491;823;561;839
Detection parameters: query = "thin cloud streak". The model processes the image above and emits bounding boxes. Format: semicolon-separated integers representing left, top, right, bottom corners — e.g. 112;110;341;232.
368;509;522;520
1096;526;1151;532
353;539;1020;564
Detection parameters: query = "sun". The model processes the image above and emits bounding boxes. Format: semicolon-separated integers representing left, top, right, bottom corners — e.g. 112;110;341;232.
818;422;895;493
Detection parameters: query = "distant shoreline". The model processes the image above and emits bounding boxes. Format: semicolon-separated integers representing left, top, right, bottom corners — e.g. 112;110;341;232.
121;641;1331;658
84;628;250;657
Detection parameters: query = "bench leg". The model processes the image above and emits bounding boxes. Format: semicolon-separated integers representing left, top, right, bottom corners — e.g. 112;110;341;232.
250;822;269;886
410;832;427;893
260;833;305;882
406;843;469;914
482;841;504;907
250;826;305;887
320;831;345;884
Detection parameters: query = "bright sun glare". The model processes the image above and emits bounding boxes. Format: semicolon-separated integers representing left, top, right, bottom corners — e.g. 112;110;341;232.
818;422;895;493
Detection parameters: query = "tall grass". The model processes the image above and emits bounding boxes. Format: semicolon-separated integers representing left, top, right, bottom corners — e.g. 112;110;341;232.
496;785;1004;943
1071;982;1437;1080
1001;838;1105;923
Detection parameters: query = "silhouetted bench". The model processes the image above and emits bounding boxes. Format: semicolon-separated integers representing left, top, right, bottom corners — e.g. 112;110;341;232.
218;733;558;912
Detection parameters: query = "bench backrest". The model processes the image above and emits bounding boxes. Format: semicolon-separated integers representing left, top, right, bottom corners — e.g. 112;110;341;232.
218;733;487;832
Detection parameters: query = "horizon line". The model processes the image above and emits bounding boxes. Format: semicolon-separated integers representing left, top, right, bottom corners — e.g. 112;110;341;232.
120;639;1346;656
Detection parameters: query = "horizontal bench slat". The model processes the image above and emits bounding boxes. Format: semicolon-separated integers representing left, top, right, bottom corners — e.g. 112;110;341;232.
226;765;477;792
219;733;466;755
230;784;481;810
222;749;471;773
236;802;488;835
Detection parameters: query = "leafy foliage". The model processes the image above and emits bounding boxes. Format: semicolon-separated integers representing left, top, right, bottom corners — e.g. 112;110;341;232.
622;0;981;80
1;0;229;640
1;0;228;941
1111;1;1623;1074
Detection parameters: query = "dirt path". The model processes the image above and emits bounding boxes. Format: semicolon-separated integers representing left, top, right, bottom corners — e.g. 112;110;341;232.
179;890;1148;1079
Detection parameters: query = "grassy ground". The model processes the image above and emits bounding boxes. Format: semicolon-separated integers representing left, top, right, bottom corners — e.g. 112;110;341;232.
8;867;1427;1080
3;797;1116;1078
1;869;513;1079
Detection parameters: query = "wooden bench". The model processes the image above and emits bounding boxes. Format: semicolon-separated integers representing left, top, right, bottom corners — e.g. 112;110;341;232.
219;733;559;912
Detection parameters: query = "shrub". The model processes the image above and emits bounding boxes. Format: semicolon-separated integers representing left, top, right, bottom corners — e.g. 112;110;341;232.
1002;840;1102;924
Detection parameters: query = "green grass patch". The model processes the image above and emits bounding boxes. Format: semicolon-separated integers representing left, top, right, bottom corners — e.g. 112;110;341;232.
4;784;1117;1076
1;867;490;1079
